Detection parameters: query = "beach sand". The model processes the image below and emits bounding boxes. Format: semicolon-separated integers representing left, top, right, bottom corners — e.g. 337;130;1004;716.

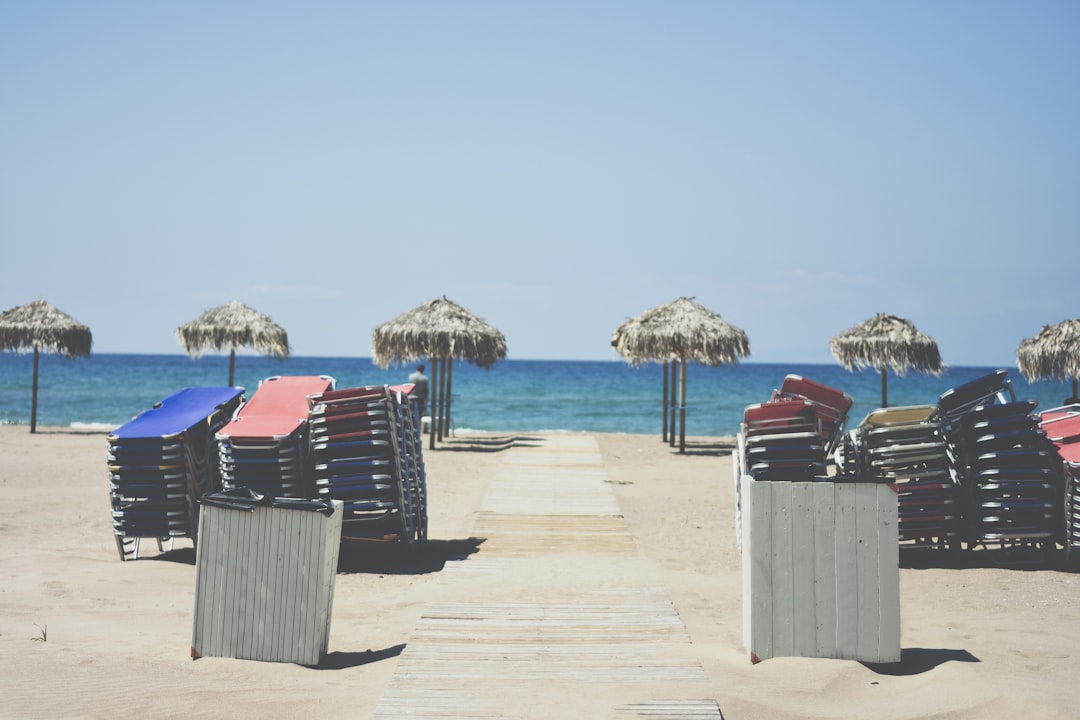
1;424;1079;719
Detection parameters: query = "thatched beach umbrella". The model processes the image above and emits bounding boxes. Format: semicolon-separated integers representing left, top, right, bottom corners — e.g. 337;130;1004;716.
176;301;290;386
373;296;507;448
830;312;943;408
0;299;93;433
612;297;750;453
1017;319;1080;403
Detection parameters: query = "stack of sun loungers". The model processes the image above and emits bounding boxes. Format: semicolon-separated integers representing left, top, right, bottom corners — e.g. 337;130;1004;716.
738;374;853;482
307;384;427;546
1038;403;1080;567
850;404;959;552
773;374;854;459
740;395;826;481
107;386;244;561
217;375;335;499
938;369;1060;559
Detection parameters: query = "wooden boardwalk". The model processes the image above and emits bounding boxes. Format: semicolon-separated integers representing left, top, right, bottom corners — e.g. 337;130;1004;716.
373;435;720;719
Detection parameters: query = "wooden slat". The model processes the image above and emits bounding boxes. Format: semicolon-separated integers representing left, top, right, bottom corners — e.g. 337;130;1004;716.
471;513;636;556
791;482;816;658
833;483;858;659
769;481;794;657
812;482;837;658
855;483;881;661
619;699;724;718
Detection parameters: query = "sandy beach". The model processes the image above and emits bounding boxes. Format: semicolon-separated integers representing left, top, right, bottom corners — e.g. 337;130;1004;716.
1;424;1079;719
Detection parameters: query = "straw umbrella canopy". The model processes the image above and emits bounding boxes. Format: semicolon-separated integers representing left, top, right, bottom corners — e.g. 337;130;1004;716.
611;297;751;452
176;301;290;386
830;312;943;408
1017;319;1080;403
0;299;93;433
372;296;507;447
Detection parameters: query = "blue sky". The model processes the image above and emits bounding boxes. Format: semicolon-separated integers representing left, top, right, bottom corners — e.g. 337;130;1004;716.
2;1;1077;365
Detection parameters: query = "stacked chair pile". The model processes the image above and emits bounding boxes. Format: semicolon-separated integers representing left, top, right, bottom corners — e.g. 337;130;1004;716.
938;370;1061;560
740;396;826;481
308;384;427;546
217;375;336;499
777;374;855;459
740;374;854;480
107;387;244;561
1038;403;1080;567
845;405;958;552
737;374;853;482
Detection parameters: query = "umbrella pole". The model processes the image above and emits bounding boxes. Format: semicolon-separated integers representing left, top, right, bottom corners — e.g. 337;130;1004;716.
229;348;236;387
30;345;39;431
662;361;669;442
881;360;888;409
428;358;438;449
445;356;454;439
669;362;677;448
679;355;687;454
1073;377;1078;402
437;355;448;442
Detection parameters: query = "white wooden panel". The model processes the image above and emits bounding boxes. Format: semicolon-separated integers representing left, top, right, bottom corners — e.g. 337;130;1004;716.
744;473;772;660
741;476;900;664
877;485;901;661
812;482;837;658
191;500;343;665
833;482;858;659
855;484;881;662
790;482;816;658
769;481;794;657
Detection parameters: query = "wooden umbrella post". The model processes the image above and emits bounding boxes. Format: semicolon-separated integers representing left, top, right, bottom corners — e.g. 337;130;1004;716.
428;357;438;450
229;348;236;387
662;360;669;442
30;346;39;434
444;355;454;440
679;354;687;454
665;362;673;446
881;359;888;409
678;356;686;453
437;355;449;442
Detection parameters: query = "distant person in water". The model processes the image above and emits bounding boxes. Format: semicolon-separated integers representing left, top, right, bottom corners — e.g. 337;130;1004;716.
408;364;429;419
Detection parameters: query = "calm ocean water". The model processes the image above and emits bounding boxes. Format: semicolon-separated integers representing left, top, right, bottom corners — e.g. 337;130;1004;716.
0;353;1074;436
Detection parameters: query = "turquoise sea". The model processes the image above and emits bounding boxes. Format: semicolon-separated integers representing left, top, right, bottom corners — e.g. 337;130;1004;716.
0;353;1075;436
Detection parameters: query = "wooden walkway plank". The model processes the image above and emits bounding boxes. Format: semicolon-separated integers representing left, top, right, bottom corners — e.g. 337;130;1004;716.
373;435;714;720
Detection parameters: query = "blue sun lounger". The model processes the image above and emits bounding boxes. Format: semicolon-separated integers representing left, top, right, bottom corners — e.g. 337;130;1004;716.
107;386;244;561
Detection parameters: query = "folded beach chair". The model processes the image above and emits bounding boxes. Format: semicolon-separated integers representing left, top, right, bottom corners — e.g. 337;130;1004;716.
774;374;854;458
939;381;1060;562
107;386;244;560
851;404;959;552
741;398;827;481
1038;406;1080;567
217;375;335;499
937;369;1016;430
308;384;427;546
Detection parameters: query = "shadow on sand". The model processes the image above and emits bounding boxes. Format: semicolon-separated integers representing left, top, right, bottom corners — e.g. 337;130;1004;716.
863;648;979;676
337;536;485;575
146;546;196;565
662;438;738;457
900;544;1065;572
310;643;407;670
432;434;544;452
